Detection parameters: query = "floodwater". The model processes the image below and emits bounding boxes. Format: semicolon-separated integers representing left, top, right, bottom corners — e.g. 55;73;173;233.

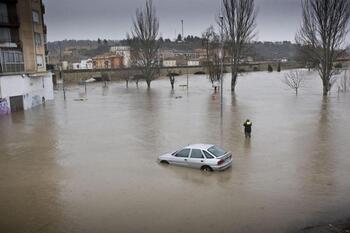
1;70;350;233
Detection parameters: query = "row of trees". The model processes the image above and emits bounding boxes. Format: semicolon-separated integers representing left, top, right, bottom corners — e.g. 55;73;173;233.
128;0;350;96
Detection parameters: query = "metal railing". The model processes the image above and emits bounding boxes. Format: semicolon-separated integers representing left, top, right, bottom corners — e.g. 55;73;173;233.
0;49;24;73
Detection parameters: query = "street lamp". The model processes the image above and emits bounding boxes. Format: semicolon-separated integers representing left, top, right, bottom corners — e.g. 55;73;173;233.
219;16;224;118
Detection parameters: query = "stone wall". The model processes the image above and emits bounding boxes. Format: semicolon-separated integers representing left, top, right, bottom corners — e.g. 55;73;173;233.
54;62;302;84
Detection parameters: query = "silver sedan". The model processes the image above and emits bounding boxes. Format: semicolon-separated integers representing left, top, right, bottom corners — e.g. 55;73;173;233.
158;144;232;171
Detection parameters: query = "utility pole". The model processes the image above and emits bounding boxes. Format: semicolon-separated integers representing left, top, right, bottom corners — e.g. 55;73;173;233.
220;16;224;118
187;55;189;90
61;69;66;100
181;19;184;40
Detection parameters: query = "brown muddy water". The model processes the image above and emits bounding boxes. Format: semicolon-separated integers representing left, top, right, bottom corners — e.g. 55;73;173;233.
1;70;350;233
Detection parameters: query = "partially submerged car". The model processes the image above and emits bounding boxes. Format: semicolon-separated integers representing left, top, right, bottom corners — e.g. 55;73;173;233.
158;144;232;171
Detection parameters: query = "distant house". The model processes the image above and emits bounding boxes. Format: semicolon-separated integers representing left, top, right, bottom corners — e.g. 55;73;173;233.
110;46;130;67
187;60;200;66
163;59;176;67
80;59;93;69
159;49;175;60
280;58;288;63
72;59;93;70
72;63;80;70
336;53;350;68
247;57;254;62
93;53;124;69
63;49;73;56
194;49;207;59
61;61;69;70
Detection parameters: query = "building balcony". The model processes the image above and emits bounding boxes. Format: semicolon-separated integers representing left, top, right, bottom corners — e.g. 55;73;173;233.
0;15;19;28
0;49;25;74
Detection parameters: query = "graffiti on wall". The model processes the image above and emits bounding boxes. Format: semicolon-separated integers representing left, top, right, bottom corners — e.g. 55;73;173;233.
32;95;42;107
0;98;10;115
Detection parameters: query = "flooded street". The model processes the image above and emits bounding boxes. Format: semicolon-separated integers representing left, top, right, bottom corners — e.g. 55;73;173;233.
1;70;350;233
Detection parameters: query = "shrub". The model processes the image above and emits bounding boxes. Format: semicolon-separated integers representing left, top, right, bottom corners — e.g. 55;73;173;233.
277;63;281;72
268;64;273;72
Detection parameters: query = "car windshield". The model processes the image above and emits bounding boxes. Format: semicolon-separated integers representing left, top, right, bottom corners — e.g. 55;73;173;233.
207;146;226;157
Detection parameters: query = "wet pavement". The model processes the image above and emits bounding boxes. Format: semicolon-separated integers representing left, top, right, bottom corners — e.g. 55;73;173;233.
1;70;350;233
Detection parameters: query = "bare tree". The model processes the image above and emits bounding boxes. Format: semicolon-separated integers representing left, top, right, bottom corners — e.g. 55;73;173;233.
128;0;160;88
296;0;350;96
222;0;257;92
201;26;222;85
283;70;305;95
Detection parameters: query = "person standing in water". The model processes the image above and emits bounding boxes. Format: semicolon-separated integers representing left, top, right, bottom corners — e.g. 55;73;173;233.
243;119;252;138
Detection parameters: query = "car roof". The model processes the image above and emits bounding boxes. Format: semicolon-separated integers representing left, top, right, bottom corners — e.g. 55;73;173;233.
184;144;214;150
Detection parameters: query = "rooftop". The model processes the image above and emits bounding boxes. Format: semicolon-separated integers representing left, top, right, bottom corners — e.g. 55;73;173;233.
185;144;214;150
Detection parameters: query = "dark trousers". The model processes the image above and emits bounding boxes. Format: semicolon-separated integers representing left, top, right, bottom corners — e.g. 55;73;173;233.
245;131;251;138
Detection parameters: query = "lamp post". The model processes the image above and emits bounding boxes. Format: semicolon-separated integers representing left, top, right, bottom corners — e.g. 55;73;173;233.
219;16;224;118
186;54;189;90
60;67;66;101
181;19;184;40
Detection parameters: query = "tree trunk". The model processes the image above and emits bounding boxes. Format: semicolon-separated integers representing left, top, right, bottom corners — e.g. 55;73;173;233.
322;77;330;96
146;79;151;89
323;84;329;96
169;75;175;89
231;52;238;92
231;72;237;92
231;61;238;92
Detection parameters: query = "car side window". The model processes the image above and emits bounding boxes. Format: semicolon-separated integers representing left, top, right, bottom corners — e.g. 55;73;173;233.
203;150;214;159
175;149;190;158
190;149;204;159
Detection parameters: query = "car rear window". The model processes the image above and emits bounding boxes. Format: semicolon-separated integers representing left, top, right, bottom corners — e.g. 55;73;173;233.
207;146;226;157
202;151;214;159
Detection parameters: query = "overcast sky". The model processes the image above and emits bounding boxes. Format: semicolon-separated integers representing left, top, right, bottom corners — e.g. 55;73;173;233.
43;0;302;42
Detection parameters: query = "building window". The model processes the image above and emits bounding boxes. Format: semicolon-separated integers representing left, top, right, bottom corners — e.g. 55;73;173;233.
0;3;8;23
36;55;44;68
0;28;11;42
0;50;24;73
32;10;40;23
34;32;42;46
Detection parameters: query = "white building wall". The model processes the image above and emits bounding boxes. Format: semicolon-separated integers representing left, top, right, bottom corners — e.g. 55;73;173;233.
0;72;54;113
61;61;68;70
163;60;176;67
80;59;93;69
72;63;80;70
187;60;200;66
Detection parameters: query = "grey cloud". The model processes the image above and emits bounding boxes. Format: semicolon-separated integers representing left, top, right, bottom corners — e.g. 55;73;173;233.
43;0;302;42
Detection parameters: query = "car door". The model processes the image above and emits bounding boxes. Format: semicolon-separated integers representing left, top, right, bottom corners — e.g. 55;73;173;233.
172;148;191;167
187;149;205;168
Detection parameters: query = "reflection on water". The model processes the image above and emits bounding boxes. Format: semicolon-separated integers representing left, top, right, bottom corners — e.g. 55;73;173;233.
0;105;64;233
1;71;350;233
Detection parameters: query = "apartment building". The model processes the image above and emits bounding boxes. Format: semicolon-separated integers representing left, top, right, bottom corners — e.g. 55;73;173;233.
0;0;53;114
